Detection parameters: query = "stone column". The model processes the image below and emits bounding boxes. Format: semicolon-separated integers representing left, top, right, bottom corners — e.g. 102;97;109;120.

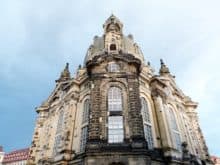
152;93;171;150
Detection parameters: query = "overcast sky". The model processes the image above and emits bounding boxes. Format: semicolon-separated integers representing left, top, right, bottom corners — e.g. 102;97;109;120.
0;0;219;156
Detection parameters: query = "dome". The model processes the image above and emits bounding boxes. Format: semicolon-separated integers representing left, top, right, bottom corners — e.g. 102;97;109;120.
84;15;145;65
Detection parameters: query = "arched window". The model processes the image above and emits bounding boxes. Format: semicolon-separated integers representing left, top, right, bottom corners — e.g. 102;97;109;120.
108;87;124;143
141;97;154;149
168;108;181;151
80;99;90;152
82;99;90;124
108;87;122;112
80;126;88;152
53;110;64;155
110;44;117;51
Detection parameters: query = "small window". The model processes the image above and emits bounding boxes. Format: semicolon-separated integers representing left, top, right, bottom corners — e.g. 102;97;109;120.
53;110;65;156
80;99;90;152
108;63;120;72
110;44;116;51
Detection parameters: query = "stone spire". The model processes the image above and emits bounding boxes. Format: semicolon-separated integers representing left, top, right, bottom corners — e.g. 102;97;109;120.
159;59;170;76
56;63;71;82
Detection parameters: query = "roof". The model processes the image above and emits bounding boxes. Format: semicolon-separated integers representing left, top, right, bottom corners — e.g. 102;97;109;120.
84;15;145;65
2;148;29;163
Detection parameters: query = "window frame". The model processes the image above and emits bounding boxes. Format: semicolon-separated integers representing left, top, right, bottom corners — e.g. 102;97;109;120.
107;87;124;143
140;97;154;149
82;99;90;124
107;62;120;72
167;107;182;151
108;116;124;143
80;126;88;152
53;110;65;156
80;98;90;152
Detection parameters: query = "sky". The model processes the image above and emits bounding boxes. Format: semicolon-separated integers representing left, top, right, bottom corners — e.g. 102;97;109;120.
0;0;220;156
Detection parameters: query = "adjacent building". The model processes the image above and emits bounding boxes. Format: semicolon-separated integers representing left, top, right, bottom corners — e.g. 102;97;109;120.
28;15;212;165
211;156;220;165
2;148;29;165
0;146;4;165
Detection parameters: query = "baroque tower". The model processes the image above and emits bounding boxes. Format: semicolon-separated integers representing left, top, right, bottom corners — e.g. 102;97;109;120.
28;15;212;165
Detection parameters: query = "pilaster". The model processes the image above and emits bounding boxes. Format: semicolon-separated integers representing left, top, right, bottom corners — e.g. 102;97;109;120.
127;77;145;143
151;93;171;150
87;79;102;150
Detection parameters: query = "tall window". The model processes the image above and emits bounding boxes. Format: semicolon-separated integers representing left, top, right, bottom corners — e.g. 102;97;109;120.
56;110;64;133
141;97;154;149
82;99;90;124
53;110;64;155
80;126;88;152
168;108;181;151
80;99;90;152
53;135;62;155
108;87;124;143
108;87;122;112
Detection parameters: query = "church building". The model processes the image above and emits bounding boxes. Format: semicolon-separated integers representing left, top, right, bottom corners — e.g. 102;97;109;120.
28;15;212;165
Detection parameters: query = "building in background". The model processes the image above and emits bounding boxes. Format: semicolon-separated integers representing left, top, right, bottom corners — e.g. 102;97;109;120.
0;146;4;165
28;15;212;165
2;148;29;165
211;156;220;165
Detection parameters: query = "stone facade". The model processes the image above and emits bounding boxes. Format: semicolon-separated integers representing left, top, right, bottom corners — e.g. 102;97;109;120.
28;15;212;165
